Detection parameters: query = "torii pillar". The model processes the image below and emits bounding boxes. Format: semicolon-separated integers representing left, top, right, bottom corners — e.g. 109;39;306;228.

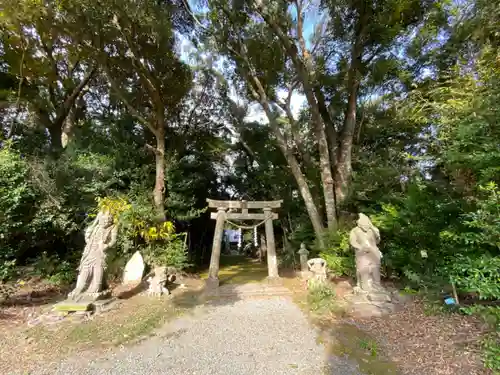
205;199;283;288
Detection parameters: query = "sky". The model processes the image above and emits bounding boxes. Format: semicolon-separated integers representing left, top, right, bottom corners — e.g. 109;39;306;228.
175;3;323;192
177;1;325;124
177;35;307;123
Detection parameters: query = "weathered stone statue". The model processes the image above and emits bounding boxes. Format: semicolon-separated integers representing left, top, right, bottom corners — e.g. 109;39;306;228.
297;243;310;279
349;213;383;293
341;213;407;318
307;258;327;287
147;266;169;297
68;210;118;302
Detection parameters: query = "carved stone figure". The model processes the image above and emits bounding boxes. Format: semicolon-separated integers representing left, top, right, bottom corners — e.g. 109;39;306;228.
68;210;118;301
298;243;309;274
307;258;327;287
297;243;312;280
349;213;383;292
147;266;169;297
259;234;266;263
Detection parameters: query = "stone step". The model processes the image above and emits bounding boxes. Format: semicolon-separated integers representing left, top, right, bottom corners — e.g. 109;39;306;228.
206;284;293;299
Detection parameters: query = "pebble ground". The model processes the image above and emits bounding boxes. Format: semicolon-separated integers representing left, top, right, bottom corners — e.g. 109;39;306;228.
26;296;362;375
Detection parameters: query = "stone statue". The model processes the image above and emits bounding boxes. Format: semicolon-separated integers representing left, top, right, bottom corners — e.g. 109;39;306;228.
349;213;383;292
307;258;327;287
147;266;169;297
68;210;118;301
297;243;310;279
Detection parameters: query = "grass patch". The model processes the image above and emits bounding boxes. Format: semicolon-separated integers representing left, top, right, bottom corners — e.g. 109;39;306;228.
28;295;183;353
304;282;398;375
307;283;343;316
324;323;399;375
460;304;500;372
1;294;190;374
359;338;379;357
198;255;268;285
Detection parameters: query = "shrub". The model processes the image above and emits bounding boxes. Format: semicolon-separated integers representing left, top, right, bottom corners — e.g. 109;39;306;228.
97;194;191;272
317;229;355;277
461;305;500;372
145;233;190;270
307;283;340;314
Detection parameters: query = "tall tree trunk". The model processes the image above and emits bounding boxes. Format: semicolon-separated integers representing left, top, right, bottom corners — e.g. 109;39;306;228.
257;8;337;232
314;119;337;231
48;123;63;153
281;144;325;244
335;89;357;206
153;122;166;220
240;60;326;244
334;54;361;207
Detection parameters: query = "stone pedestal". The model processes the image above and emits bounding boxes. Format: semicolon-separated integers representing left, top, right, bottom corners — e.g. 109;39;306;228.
53;291;115;314
344;289;396;318
205;276;220;289
266;276;283;286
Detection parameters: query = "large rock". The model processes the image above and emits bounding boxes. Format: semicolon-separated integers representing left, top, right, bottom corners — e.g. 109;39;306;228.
122;251;145;285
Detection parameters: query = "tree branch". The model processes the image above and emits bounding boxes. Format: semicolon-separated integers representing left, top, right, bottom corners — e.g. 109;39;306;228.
53;65;96;128
112;14;163;108
102;64;157;137
144;143;162;155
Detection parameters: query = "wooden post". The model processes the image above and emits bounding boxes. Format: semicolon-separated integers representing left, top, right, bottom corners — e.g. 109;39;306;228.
264;207;279;281
207;207;226;288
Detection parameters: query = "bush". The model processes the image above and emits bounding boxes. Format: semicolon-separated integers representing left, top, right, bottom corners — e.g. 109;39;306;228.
317;229;355;277
0;259;17;281
461;305;500;372
0;143;130;281
0;146;38;269
307;283;340;315
98;194;191;272
447;255;500;300
29;251;77;286
145;233;190;270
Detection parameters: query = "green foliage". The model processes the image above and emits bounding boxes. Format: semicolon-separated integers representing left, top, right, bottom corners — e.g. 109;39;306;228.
100;194;190;271
369;186;461;286
317;229;355;277
358;338;379;358
146;233;190;271
307;283;339;314
31;251;76;286
0;259;17;281
461;305;500;372
482;334;500;373
453;182;500;250
0;145;36;266
447;255;500;300
278;241;297;269
461;305;500;331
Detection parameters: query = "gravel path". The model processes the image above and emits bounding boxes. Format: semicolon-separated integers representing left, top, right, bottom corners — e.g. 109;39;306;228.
28;296;362;375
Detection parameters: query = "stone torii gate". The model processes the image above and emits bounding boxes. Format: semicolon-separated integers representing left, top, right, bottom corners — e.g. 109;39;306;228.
206;199;283;288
